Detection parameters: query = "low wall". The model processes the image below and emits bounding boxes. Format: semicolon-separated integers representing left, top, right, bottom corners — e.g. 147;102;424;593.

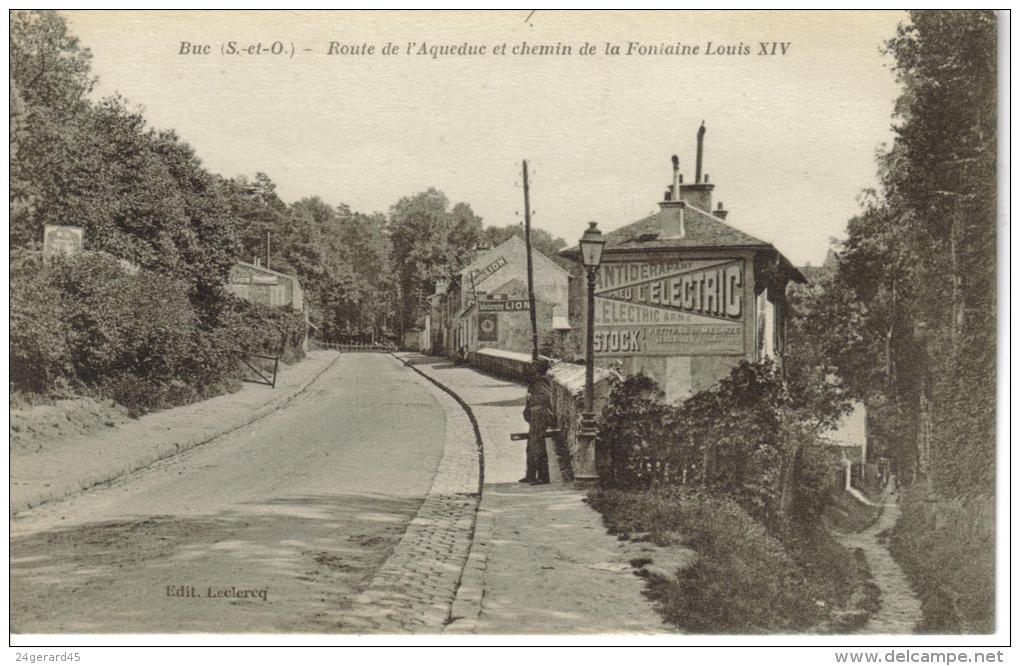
546;362;618;482
473;348;620;481
472;348;553;383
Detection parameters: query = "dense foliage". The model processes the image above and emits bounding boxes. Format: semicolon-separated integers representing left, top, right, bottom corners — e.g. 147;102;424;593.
590;488;870;633
598;362;839;529
792;11;996;495
780;11;997;631
10;251;305;416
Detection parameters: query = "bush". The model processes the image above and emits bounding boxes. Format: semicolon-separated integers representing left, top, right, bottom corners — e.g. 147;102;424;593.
212;296;306;361
10;251;71;393
48;252;198;388
889;485;995;633
10;250;307;415
598;361;799;526
589;488;825;633
792;436;845;523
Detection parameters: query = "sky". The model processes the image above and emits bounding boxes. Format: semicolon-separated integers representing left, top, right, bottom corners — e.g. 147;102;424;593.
63;10;907;266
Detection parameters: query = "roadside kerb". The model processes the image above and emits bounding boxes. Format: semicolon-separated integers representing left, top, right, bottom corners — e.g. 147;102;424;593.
11;351;343;515
336;354;484;633
391;354;489;632
388;354;501;633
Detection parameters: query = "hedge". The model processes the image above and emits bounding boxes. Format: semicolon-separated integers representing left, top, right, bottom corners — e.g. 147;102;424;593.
10;250;306;415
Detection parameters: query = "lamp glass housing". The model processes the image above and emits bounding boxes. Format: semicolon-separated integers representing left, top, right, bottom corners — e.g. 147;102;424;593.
579;221;606;268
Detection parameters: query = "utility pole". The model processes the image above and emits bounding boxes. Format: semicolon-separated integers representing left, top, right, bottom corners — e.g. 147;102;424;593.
523;160;539;363
266;231;271;270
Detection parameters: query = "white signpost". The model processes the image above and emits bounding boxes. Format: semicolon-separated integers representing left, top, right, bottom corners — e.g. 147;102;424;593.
42;225;84;262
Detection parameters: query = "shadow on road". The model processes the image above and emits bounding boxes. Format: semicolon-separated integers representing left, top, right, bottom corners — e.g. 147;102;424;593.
10;493;423;633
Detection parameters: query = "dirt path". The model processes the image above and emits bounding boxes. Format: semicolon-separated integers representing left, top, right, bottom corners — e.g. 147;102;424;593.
838;489;923;634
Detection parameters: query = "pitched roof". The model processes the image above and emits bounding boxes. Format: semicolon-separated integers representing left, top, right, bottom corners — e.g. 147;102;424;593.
234;261;302;285
560;203;806;284
461;234;568;277
602;204;769;250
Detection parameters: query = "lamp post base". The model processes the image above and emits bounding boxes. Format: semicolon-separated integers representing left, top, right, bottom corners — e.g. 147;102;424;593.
575;412;600;488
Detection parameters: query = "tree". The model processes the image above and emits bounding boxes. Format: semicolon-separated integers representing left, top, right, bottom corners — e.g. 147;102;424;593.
10;10;94;247
9;10;93;116
389;188;481;328
483;223;568;260
803;11;996;491
882;11;996;494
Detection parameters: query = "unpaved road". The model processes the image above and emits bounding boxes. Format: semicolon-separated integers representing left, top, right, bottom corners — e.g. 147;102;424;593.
837;488;923;634
10;354;447;633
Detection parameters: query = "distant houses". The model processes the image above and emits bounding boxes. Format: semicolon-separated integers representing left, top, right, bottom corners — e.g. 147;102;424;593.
419;126;806;406
422;234;570;361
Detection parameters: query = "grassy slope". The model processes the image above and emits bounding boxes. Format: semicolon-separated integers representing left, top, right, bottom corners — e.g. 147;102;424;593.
588;488;876;633
888;485;995;633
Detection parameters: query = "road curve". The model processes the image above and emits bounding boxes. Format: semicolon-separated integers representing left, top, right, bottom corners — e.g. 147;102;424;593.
10;353;448;634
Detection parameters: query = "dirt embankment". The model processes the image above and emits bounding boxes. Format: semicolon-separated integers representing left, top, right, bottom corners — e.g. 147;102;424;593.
10;351;342;515
10;396;130;454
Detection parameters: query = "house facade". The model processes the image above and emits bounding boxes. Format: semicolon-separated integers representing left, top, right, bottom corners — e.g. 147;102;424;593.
565;128;804;403
226;261;304;312
427;235;571;359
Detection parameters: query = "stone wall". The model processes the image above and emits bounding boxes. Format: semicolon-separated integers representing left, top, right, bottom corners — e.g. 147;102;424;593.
546;362;618;481
472;348;550;382
471;349;620;482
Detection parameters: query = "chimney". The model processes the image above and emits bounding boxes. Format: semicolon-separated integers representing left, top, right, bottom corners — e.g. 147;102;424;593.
660;204;685;238
695;121;706;184
677;122;714;211
715;201;729;220
671;154;681;201
661;155;686;208
658;154;687;237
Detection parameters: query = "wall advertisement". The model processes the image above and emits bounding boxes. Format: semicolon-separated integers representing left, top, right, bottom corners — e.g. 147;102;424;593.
593;258;745;356
478;298;531;313
477;313;499;342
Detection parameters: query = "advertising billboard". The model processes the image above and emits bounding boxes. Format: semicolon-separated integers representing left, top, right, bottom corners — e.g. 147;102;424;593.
593;258;745;356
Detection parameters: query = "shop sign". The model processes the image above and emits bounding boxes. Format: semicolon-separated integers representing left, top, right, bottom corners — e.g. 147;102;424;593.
468;256;507;286
478;299;530;313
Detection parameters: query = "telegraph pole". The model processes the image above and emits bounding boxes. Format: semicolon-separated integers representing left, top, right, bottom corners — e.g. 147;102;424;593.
523;160;539;363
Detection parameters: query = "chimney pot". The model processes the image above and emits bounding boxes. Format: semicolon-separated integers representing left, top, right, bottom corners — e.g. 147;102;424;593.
704;174;709;183
671;155;680;202
695;121;706;184
715;201;729;220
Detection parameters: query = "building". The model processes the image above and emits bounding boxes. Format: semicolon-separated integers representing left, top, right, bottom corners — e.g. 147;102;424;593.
226;261;304;312
563;125;805;403
427;235;571;359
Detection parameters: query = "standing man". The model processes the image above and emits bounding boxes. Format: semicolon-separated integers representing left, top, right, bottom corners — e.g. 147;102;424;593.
521;359;554;485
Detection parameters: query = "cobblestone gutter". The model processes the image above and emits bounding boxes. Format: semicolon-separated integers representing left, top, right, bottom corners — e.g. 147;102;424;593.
338;356;484;633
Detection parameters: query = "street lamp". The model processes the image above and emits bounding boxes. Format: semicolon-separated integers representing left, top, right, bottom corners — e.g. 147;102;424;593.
577;221;606;486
